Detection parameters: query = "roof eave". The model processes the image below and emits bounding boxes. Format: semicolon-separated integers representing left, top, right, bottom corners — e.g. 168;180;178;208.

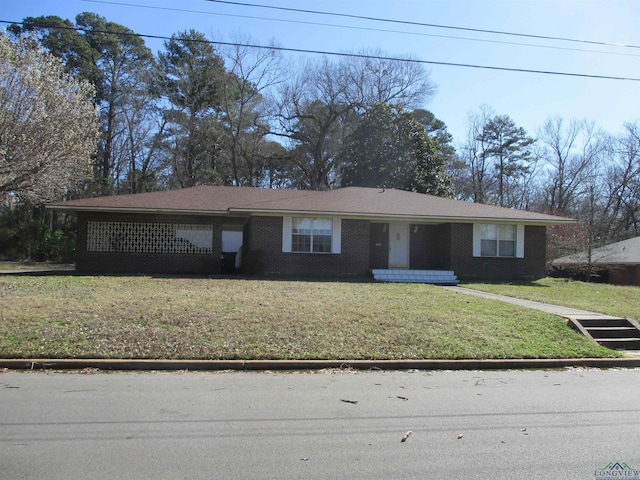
46;204;575;225
230;208;575;225
46;205;230;216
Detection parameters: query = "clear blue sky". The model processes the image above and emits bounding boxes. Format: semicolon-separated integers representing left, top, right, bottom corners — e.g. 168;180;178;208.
3;0;639;146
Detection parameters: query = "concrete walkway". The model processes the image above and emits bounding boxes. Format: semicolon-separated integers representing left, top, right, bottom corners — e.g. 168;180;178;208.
442;286;622;320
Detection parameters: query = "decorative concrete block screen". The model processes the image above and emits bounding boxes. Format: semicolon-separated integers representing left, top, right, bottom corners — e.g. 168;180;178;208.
87;221;213;254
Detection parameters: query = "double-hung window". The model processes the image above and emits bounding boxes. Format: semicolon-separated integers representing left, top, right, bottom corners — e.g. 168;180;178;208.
292;217;333;253
480;224;517;257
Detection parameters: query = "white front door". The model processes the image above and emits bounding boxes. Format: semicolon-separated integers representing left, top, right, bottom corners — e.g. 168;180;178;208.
388;223;409;269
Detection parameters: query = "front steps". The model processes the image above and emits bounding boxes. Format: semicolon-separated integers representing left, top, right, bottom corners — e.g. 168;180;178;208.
567;316;640;350
372;269;459;285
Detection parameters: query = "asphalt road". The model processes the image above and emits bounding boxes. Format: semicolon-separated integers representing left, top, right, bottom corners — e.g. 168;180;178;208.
1;368;639;480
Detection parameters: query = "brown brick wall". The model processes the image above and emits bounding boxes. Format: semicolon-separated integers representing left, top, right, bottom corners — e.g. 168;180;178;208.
429;224;452;270
409;224;429;270
410;224;452;270
609;265;640;286
245;216;370;276
369;223;389;269
371;223;451;270
609;266;626;285
76;212;222;274
74;211;549;280
449;224;547;280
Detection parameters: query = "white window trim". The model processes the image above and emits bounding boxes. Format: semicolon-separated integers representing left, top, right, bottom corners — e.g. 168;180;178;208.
282;217;292;252
282;216;341;254
332;217;342;254
473;223;524;258
516;224;525;258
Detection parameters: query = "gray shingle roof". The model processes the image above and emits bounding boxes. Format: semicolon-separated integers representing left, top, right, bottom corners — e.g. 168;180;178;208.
553;236;640;265
48;186;572;224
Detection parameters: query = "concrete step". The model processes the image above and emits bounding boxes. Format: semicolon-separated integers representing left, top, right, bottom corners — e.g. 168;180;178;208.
585;327;640;339
579;318;631;328
596;338;640;350
569;317;640;350
371;269;459;285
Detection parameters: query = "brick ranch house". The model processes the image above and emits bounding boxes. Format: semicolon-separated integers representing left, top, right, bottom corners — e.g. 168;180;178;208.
552;235;640;286
48;186;572;282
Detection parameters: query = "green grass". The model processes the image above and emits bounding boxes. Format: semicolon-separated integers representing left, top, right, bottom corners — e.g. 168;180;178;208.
464;277;640;322
0;275;618;360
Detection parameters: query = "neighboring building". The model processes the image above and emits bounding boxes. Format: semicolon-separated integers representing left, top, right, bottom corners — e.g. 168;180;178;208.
48;186;572;281
552;236;640;286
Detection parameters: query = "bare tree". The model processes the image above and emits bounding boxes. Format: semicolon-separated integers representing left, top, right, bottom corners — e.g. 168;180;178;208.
341;48;436;111
111;77;167;194
543;121;640;264
218;36;284;186
276;51;436;190
535;117;604;215
598;122;640;240
0;34;98;203
277;58;357;190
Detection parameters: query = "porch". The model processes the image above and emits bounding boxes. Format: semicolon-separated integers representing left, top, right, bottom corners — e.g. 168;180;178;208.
372;269;459;285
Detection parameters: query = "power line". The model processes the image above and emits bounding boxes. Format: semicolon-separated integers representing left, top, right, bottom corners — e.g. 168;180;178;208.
3;20;639;82
81;0;640;59
202;0;640;50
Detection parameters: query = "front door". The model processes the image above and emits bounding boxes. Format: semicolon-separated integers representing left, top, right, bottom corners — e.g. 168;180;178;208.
388;223;409;269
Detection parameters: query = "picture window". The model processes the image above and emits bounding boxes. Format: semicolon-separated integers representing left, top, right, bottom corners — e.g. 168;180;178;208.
480;224;516;258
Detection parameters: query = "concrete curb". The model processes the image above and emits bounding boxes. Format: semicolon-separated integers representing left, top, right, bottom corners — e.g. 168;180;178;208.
2;358;640;372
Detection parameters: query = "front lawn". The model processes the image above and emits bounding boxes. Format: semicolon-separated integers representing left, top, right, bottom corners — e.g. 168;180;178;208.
464;277;640;321
0;275;618;360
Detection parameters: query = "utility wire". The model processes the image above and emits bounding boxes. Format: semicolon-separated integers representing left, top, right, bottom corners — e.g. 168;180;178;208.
202;0;640;50
3;20;639;82
81;0;640;58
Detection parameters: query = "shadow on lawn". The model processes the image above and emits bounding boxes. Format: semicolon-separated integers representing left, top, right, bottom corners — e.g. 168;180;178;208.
0;264;560;287
0;267;378;284
0;265;76;276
